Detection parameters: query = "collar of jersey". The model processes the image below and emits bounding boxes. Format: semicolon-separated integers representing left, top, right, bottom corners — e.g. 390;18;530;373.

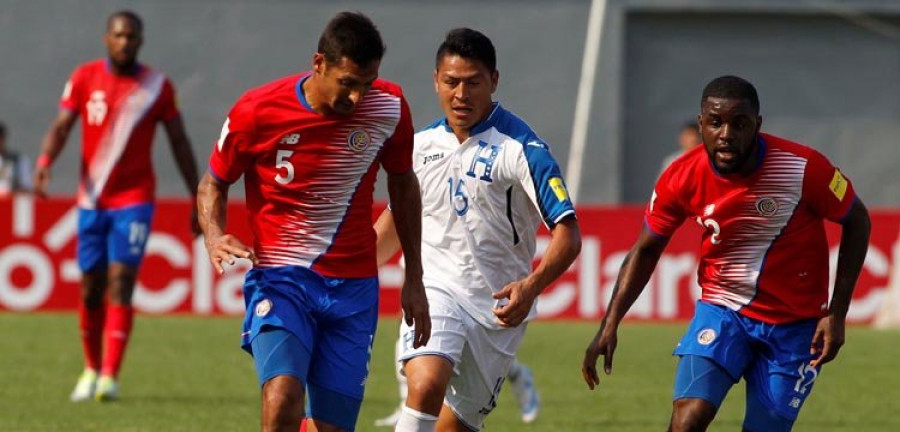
709;134;767;179
295;72;316;113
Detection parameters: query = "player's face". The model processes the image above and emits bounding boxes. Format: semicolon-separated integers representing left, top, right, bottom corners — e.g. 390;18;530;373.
434;55;498;140
699;97;762;175
104;17;142;68
313;54;380;116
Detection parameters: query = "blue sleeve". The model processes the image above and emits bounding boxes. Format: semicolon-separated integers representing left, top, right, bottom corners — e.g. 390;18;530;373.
521;139;576;227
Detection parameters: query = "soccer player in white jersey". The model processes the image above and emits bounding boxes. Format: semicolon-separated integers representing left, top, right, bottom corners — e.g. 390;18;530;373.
375;28;581;431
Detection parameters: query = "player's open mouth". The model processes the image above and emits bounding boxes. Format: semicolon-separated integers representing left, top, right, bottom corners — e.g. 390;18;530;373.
452;107;472;116
715;149;738;163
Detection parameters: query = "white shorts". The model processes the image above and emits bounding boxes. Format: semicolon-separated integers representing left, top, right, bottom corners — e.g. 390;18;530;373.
399;286;527;430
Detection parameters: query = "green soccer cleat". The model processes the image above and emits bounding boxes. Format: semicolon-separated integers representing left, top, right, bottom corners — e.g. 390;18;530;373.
70;369;98;402
94;375;119;402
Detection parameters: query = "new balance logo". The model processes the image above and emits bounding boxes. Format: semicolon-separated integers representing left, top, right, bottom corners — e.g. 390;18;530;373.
526;141;546;149
279;133;300;145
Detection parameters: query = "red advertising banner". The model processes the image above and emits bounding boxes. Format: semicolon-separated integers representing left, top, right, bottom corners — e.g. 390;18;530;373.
1;196;897;322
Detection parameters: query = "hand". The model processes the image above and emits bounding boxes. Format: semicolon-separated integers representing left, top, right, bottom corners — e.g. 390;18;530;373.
401;277;430;349
33;166;51;198
492;279;538;327
582;320;618;390
810;313;845;368
204;233;256;274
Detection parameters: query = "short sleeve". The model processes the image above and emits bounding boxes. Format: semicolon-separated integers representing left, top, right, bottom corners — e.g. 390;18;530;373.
59;67;82;113
644;166;687;237
155;79;180;122
380;96;414;174
208;97;256;184
802;149;856;222
516;139;576;227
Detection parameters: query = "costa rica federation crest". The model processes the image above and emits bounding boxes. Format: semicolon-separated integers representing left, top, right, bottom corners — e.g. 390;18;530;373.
347;128;371;152
755;197;778;217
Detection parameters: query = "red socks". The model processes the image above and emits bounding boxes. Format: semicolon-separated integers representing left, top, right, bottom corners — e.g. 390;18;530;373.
101;304;134;377
78;303;106;371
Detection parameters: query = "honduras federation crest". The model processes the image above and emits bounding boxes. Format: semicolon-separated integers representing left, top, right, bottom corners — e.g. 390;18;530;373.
348;129;371;152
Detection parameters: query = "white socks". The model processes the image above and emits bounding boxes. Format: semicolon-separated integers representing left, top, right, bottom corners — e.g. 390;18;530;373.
394;406;438;432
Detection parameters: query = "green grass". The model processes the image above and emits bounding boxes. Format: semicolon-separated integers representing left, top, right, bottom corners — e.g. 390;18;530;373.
1;314;898;431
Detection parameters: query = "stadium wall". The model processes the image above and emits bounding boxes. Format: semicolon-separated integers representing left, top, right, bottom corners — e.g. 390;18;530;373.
1;0;898;205
2;196;897;323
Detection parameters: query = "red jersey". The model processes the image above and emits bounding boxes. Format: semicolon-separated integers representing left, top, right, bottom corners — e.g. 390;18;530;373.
208;73;413;278
645;133;856;324
60;59;179;209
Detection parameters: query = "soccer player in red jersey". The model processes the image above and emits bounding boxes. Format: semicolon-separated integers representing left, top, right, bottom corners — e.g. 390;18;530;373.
582;76;871;431
197;12;429;432
34;10;200;402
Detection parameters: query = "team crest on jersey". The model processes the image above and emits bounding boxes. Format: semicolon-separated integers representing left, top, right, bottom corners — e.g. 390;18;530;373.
697;328;716;345
255;299;273;317
755;197;778;217
347;129;371;152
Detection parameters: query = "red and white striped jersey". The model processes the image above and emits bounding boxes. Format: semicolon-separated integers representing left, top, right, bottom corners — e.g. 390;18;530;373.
208;73;413;278
60;59;179;209
645;133;857;324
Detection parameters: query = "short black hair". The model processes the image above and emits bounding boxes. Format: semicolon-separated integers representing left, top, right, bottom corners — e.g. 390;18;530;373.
107;10;143;33
436;28;496;72
701;75;760;114
318;11;385;67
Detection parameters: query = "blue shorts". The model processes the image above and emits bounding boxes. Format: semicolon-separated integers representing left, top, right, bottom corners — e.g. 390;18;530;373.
673;301;820;431
241;266;378;431
77;203;155;272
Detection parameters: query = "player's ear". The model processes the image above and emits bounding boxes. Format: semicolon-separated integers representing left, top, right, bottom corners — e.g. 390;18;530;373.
312;53;326;75
755;115;763;133
490;70;499;93
433;69;439;93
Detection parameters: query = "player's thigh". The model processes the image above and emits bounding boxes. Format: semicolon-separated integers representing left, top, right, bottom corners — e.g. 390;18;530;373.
444;321;527;431
672;354;736;408
241;268;318;386
398;287;468;370
107;203;154;267
743;320;819;432
77;207;110;272
305;276;379;431
674;302;754;381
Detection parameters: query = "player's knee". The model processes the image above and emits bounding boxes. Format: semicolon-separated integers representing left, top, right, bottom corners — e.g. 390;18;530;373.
106;266;137;305
670;399;716;432
262;376;305;413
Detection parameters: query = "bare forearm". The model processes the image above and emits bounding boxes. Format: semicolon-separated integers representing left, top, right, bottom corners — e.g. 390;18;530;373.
39;114;75;161
604;236;666;326
165;117;200;196
527;218;581;295
374;208;401;267
197;172;229;239
387;172;422;277
831;201;871;319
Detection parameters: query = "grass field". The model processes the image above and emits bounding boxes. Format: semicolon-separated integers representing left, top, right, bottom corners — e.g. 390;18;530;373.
2;314;899;431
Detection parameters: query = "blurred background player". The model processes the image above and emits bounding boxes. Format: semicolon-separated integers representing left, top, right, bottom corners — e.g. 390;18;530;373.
659;120;701;176
34;10;200;402
374;28;581;431
197;11;429;432
0;121;33;196
583;75;871;432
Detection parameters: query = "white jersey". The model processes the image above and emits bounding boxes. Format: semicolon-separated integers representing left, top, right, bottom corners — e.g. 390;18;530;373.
411;103;576;329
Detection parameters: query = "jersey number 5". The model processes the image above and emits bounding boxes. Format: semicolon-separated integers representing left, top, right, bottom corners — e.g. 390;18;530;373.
274;150;295;185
